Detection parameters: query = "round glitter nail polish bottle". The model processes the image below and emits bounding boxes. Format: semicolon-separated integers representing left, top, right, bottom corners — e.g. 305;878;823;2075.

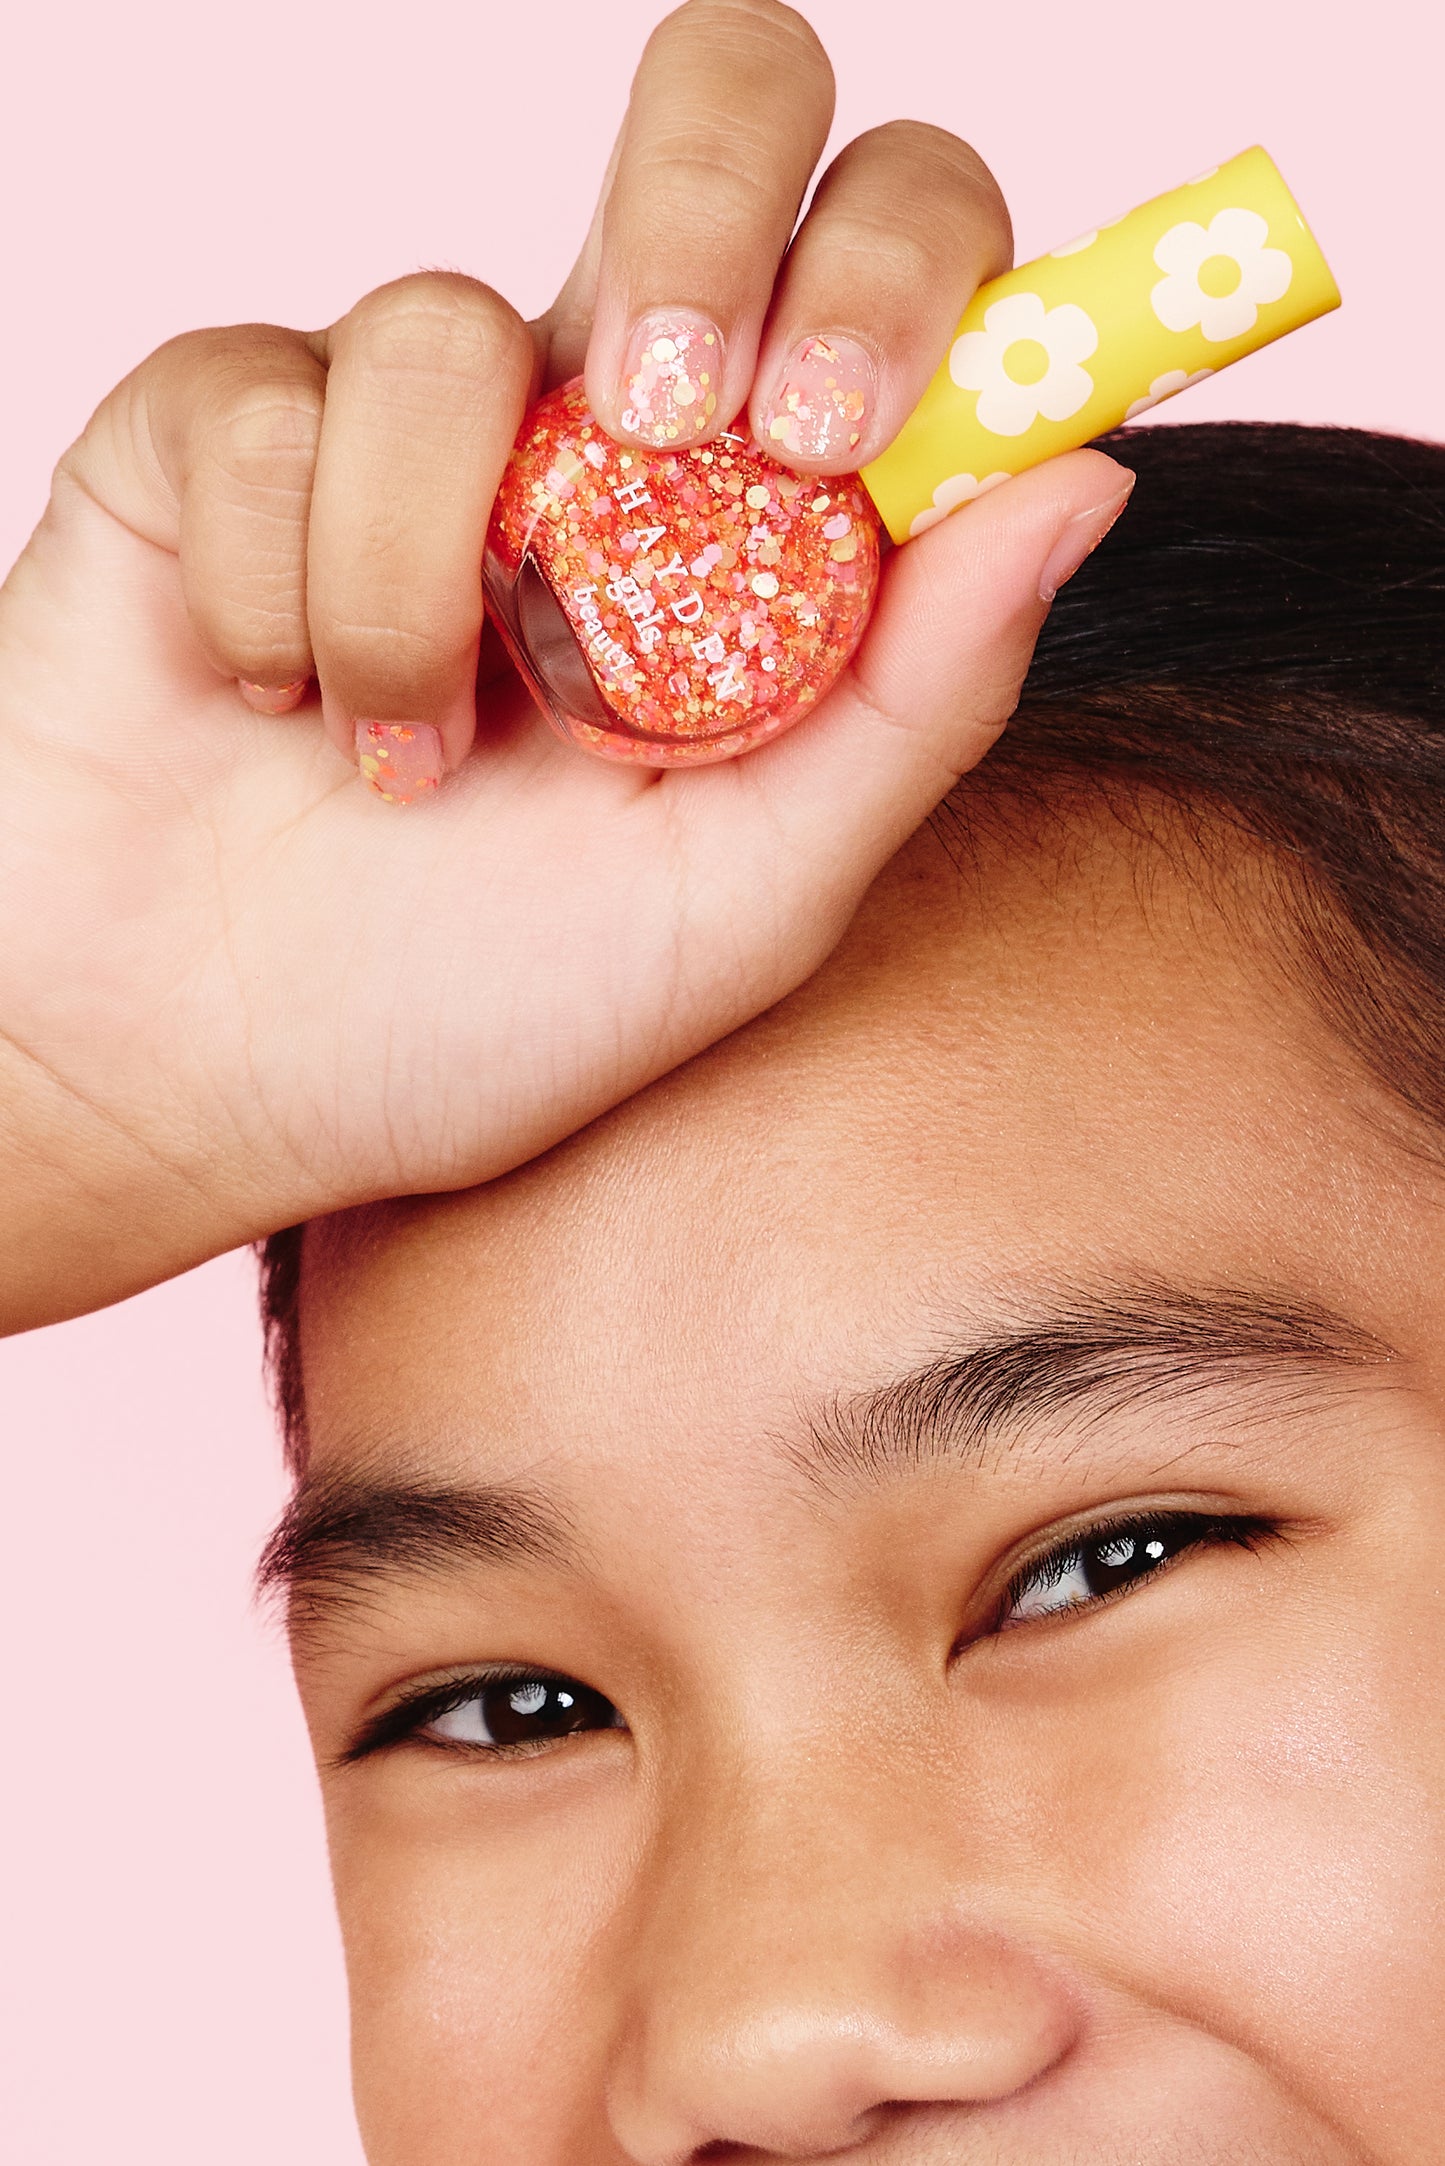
485;382;879;764
483;151;1338;766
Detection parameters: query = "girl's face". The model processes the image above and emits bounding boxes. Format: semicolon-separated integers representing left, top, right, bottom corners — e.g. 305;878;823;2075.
285;803;1445;2164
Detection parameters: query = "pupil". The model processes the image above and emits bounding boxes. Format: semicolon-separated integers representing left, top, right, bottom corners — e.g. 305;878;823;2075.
482;1676;610;1746
1085;1523;1181;1595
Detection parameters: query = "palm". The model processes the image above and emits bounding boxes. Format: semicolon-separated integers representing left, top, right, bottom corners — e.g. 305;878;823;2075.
2;475;878;1224
3;415;1103;1273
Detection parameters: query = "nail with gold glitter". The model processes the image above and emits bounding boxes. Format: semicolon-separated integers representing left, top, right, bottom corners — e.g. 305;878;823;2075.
354;721;443;805
617;311;722;447
762;335;874;463
239;676;309;715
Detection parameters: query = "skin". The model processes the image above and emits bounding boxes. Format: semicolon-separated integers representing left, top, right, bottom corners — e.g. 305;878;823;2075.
5;3;1427;2151
287;798;1445;2164
0;0;1127;1332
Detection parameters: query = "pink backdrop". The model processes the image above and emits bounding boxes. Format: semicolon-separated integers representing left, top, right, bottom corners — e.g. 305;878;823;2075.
1;2;1435;2158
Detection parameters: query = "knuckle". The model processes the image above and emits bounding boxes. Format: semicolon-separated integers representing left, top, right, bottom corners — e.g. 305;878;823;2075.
826;122;1010;265
197;379;322;503
344;274;530;393
185;538;310;674
313;605;475;699
854;118;996;193
625;137;778;242
208;603;311;683
630;0;835;228
809;212;942;306
66;326;321;536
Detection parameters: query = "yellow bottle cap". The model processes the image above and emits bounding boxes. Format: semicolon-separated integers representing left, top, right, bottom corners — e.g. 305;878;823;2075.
860;146;1340;544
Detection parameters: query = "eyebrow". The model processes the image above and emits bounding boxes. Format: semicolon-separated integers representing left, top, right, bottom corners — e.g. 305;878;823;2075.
261;1281;1395;1625
257;1472;572;1632
797;1281;1396;1490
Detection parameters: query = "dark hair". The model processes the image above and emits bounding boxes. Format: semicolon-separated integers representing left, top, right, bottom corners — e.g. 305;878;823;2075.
260;419;1445;1471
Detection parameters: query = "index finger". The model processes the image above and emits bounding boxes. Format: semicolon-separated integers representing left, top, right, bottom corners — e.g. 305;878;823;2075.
582;0;836;449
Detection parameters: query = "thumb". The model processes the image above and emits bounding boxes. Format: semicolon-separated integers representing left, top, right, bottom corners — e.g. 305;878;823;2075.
749;446;1134;887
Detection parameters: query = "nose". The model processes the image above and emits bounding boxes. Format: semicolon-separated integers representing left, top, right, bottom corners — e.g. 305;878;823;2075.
605;1743;1080;2163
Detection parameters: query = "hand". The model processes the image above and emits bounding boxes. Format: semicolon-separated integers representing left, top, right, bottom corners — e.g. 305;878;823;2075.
0;0;1131;1332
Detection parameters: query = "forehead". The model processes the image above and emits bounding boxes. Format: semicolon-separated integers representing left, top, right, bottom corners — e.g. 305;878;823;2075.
299;798;1440;1470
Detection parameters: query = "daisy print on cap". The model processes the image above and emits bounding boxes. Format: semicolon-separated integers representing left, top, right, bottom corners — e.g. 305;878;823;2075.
950;293;1099;439
806;152;1335;546
1151;207;1293;344
1125;367;1214;420
908;470;1011;538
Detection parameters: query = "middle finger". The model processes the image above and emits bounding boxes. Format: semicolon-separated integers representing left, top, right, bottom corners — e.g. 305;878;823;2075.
583;0;835;451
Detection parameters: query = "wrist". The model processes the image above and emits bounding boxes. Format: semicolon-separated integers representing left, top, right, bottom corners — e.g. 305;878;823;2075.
0;1032;309;1334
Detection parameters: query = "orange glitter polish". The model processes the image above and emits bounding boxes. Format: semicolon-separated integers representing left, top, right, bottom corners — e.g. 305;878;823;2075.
354;721;443;804
762;336;873;462
239;676;309;715
483;381;879;765
618;314;722;448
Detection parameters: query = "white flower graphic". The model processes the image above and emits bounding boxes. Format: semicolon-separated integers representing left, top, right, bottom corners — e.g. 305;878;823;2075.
1151;208;1292;344
1124;367;1214;420
1049;207;1127;257
950;293;1099;438
908;469;1011;538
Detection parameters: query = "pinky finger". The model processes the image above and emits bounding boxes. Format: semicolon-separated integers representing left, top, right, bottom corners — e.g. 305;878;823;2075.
164;328;327;709
237;674;311;715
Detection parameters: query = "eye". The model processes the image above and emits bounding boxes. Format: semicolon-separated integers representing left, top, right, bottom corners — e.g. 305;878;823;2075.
347;1670;625;1762
998;1510;1279;1630
424;1673;622;1751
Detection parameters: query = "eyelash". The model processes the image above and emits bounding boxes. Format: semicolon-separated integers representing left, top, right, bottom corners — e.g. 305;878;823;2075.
345;1510;1284;1761
343;1669;618;1765
993;1508;1284;1633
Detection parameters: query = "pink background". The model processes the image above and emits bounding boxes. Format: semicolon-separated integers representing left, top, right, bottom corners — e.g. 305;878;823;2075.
1;2;1435;2158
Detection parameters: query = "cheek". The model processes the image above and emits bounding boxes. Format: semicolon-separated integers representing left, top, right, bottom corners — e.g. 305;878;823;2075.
988;1606;1445;2140
324;1767;635;2166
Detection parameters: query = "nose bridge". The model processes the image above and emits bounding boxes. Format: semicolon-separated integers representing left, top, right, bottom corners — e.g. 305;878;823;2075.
607;1718;1079;2162
633;1720;973;2011
677;1716;879;1881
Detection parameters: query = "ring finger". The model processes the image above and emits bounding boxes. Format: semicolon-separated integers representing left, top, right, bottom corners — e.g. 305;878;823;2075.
748;120;1013;471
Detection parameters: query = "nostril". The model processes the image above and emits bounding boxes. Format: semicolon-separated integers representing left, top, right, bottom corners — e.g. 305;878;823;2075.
689;2101;895;2161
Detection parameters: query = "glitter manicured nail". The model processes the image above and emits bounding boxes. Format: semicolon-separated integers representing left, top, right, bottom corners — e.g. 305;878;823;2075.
763;336;874;461
239;677;309;715
619;312;722;447
354;721;443;804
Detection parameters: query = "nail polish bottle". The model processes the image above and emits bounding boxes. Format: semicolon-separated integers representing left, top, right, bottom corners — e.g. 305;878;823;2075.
484;147;1338;766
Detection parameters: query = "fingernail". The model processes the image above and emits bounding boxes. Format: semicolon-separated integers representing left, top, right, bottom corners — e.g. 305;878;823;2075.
618;311;722;447
762;335;874;462
239;676;309;715
354;721;444;805
1038;474;1136;604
